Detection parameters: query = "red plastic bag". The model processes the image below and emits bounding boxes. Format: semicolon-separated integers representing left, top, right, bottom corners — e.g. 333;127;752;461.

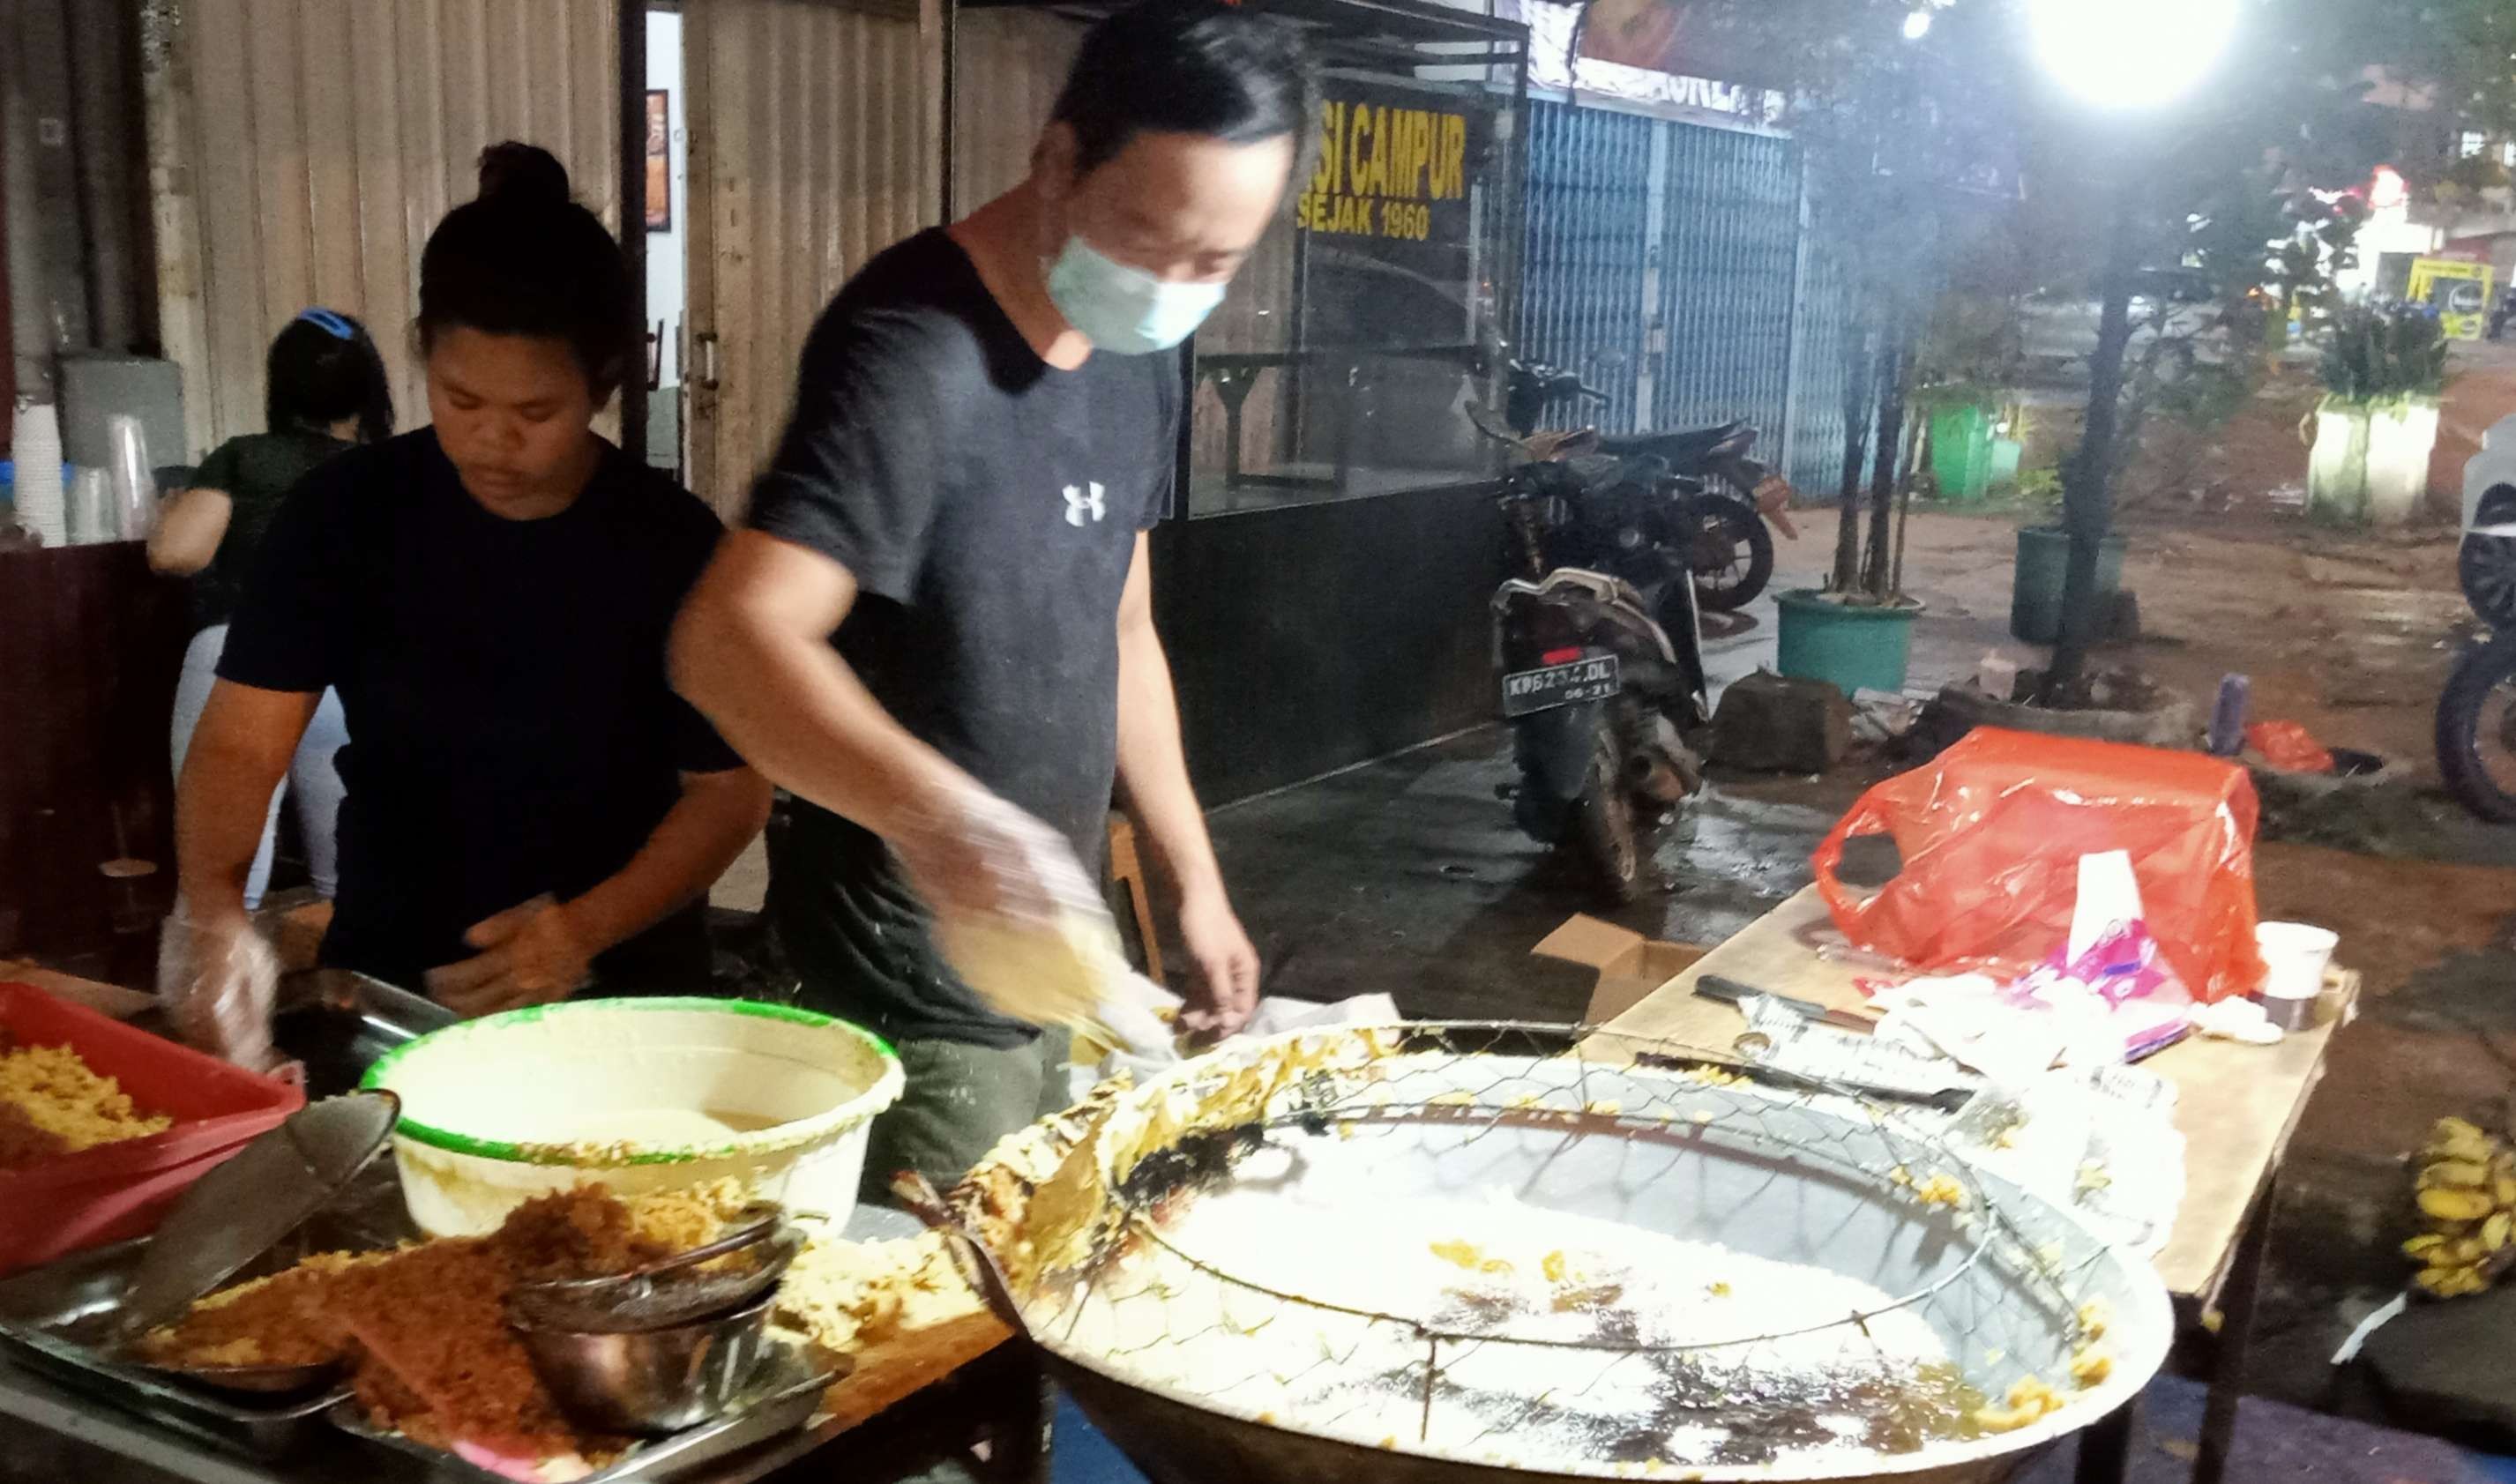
1812;728;2266;1003
2244;720;2334;773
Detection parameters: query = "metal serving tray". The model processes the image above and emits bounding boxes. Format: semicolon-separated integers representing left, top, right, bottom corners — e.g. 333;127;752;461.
326;1340;837;1483
0;1237;352;1458
0;1146;421;1458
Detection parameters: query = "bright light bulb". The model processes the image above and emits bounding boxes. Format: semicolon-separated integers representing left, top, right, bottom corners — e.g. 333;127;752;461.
2027;0;2240;108
1901;9;1933;40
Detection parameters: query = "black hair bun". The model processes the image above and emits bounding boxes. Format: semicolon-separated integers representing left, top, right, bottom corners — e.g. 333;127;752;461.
476;141;571;205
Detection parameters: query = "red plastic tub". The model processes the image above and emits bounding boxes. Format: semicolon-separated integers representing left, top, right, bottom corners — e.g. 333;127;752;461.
0;982;303;1274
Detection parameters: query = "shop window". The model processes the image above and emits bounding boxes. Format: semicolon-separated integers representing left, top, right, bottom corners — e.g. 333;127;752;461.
1184;75;1519;516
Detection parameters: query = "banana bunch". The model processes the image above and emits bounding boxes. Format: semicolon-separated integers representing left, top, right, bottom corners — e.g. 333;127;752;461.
2404;1116;2516;1298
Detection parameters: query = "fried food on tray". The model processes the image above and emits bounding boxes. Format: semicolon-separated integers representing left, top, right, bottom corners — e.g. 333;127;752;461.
773;1230;987;1353
0;1032;171;1168
144;1185;749;1465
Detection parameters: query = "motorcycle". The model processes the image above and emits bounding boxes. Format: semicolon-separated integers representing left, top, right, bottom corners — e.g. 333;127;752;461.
2438;630;2516;821
1497;360;1796;614
1493;566;1709;901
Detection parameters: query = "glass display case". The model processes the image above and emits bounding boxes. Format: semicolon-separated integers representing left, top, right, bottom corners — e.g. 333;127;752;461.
1188;58;1524;515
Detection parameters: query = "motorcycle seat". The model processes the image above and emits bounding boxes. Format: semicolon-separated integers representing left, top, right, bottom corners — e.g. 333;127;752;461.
1594;421;1750;466
1520;427;1601;461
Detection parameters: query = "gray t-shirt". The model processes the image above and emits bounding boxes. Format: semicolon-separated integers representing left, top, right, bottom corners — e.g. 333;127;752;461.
746;228;1179;1049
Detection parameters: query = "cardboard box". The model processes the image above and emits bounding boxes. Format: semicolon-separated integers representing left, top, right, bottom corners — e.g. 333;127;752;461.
1533;915;1711;1025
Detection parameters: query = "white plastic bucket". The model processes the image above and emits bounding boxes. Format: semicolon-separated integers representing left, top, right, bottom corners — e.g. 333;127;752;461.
2254;921;2338;1029
362;998;902;1236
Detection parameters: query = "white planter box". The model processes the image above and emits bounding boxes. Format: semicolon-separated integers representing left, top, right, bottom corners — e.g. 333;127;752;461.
2309;400;2441;526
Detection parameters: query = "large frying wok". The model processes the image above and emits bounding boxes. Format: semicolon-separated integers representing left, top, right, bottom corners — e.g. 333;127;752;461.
960;1023;2171;1484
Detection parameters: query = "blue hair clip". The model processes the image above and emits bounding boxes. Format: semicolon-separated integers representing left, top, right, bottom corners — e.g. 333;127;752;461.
295;308;356;341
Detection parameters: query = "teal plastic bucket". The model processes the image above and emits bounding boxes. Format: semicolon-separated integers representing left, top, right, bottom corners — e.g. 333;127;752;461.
2011;526;2126;645
1775;590;1920;697
1930;406;1996;503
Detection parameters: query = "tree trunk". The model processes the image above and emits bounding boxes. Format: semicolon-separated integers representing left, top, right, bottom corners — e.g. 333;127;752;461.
1832;322;1874;593
1862;309;1908;599
2046;175;2142;699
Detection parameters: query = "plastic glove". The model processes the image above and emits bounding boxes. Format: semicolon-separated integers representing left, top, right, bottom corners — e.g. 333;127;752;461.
889;780;1103;927
159;907;285;1075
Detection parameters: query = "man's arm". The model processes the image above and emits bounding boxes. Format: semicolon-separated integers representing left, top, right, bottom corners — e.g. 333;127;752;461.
427;765;773;1016
1113;534;1259;1033
670;530;1079;921
671;530;964;839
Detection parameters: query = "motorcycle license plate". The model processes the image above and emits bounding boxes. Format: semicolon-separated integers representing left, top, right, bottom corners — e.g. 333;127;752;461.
1501;653;1620;718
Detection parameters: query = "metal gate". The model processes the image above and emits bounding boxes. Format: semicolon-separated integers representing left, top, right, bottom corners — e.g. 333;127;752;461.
1519;101;1654;436
1519;100;1864;498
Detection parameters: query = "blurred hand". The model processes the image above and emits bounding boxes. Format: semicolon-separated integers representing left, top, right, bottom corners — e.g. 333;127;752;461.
426;896;594;1018
889;779;1100;925
161;905;283;1074
1175;886;1259;1039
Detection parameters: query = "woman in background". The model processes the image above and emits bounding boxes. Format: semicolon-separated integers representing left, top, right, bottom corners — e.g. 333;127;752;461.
153;309;392;909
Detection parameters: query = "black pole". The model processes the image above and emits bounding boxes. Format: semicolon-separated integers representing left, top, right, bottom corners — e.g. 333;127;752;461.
1831;316;1873;593
1862;305;1908;597
617;0;648;466
2046;168;2140;697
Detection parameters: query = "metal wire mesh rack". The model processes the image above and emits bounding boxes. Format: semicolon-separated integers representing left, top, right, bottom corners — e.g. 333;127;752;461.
1000;1022;2171;1478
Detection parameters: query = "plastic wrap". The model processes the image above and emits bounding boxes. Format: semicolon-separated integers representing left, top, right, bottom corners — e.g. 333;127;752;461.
1812;727;2266;1003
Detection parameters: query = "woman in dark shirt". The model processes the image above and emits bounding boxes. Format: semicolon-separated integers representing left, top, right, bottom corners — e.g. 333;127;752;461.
153;309;392;909
173;145;770;1040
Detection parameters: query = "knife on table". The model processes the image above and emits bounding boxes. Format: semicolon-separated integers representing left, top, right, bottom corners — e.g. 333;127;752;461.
1694;974;1878;1034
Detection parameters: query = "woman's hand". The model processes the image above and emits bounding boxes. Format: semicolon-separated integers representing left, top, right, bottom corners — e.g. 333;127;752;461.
159;904;284;1074
1175;885;1260;1040
425;896;596;1018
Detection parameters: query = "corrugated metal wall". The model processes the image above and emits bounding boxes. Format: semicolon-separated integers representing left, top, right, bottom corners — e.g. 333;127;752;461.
951;9;1079;206
1519;101;1653;436
150;0;622;459
683;0;943;510
1653;124;1796;444
1787;242;1870;496
1518;99;1862;499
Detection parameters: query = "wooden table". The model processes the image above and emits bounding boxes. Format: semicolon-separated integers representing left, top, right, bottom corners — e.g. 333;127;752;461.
1603;884;2351;1484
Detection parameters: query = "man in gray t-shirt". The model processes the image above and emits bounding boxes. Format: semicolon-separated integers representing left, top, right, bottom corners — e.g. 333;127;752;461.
672;0;1315;1197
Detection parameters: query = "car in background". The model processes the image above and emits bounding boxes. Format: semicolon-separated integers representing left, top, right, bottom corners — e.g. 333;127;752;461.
2461;414;2516;627
2020;267;2232;382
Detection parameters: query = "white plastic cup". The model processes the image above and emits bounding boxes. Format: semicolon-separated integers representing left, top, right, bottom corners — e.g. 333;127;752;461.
105;414;154;541
2255;921;2337;1031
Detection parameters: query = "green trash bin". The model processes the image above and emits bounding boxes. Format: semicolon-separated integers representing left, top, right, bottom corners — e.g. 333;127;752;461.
1930;406;1996;503
2011;526;2126;645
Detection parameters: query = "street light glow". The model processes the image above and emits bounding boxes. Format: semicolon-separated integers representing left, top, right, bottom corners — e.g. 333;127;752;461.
2027;0;2240;108
1901;10;1933;41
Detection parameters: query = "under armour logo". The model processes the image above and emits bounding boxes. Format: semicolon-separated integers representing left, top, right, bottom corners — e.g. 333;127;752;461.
1063;481;1107;527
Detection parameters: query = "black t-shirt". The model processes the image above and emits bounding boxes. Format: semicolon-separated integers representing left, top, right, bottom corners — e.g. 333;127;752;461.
218;429;745;991
748;228;1178;1049
187;429;355;632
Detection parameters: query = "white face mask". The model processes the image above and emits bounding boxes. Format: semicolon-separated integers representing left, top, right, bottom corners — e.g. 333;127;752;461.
1044;235;1225;355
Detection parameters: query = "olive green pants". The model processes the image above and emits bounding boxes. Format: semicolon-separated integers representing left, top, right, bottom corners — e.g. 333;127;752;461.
859;1028;1073;1204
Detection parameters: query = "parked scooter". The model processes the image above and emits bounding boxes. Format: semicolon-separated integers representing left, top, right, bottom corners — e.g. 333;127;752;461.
1493;567;1709;900
1496;360;1796;613
2437;632;2516;821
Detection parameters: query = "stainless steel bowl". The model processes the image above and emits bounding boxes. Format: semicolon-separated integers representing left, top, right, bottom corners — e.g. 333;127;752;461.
511;1292;772;1435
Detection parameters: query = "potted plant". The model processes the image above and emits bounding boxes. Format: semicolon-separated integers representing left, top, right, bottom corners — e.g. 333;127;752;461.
1767;5;2020;698
2308;308;2447;526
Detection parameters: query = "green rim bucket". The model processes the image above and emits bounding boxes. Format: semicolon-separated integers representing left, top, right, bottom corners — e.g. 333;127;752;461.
2010;526;2125;645
1775;590;1920;697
